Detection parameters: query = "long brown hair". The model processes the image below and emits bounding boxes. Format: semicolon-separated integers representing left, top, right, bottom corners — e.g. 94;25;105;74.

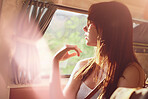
74;1;139;98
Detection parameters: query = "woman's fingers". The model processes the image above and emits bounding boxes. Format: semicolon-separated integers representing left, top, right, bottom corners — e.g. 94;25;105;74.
60;52;77;61
67;52;77;58
65;45;82;56
54;45;82;61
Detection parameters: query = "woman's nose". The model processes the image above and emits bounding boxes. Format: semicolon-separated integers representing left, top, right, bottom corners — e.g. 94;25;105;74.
83;26;88;32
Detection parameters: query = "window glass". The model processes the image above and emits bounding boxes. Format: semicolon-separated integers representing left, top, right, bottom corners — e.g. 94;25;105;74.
43;9;94;75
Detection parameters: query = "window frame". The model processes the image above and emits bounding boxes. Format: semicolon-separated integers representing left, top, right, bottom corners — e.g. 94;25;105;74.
41;5;88;79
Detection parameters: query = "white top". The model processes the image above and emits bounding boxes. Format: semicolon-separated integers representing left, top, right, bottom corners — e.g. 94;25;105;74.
75;59;107;99
77;82;101;99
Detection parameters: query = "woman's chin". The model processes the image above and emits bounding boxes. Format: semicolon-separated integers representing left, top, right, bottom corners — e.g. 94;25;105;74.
86;41;97;46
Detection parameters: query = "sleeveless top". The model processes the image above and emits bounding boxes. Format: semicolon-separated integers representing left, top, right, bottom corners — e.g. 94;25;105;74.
76;62;145;99
77;82;101;99
76;62;107;99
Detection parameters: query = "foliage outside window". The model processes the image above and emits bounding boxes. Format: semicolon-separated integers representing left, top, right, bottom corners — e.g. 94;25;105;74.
43;9;94;75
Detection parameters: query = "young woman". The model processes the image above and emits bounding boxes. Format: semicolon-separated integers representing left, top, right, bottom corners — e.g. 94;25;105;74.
50;1;145;99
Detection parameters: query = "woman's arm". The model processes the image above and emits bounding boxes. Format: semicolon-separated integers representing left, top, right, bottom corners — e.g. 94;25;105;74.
49;45;82;99
63;61;83;99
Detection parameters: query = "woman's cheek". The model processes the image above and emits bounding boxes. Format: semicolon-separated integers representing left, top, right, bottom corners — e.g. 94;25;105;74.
87;35;97;46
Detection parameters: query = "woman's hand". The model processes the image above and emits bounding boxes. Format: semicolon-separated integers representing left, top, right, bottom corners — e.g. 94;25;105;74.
53;45;82;62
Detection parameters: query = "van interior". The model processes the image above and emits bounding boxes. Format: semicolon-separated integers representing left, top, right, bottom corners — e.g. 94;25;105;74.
0;0;148;99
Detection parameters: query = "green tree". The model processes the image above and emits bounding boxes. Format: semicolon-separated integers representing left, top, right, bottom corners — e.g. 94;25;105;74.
44;12;94;74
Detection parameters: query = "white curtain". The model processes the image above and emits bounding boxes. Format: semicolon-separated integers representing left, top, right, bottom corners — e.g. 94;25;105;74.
11;0;57;84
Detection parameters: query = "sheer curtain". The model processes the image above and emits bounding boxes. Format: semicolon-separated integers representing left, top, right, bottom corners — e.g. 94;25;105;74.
11;0;57;84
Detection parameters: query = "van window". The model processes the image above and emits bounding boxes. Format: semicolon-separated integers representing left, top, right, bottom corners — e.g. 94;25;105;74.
42;9;94;75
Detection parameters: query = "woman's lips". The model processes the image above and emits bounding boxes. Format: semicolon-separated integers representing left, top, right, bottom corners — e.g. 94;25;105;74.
84;32;89;40
84;32;89;36
84;36;87;40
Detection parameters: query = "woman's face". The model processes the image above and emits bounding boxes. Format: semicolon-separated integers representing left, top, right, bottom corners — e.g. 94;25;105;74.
83;20;98;46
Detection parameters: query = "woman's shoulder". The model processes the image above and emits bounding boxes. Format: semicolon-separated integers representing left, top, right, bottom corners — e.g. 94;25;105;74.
77;57;93;68
124;62;145;78
125;62;145;76
71;57;93;74
118;62;145;87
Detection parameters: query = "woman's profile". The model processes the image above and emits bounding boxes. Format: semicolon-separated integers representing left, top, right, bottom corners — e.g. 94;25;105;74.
50;1;146;99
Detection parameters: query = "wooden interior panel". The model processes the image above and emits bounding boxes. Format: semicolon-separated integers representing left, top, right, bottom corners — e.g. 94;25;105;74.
10;86;50;99
10;78;69;99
